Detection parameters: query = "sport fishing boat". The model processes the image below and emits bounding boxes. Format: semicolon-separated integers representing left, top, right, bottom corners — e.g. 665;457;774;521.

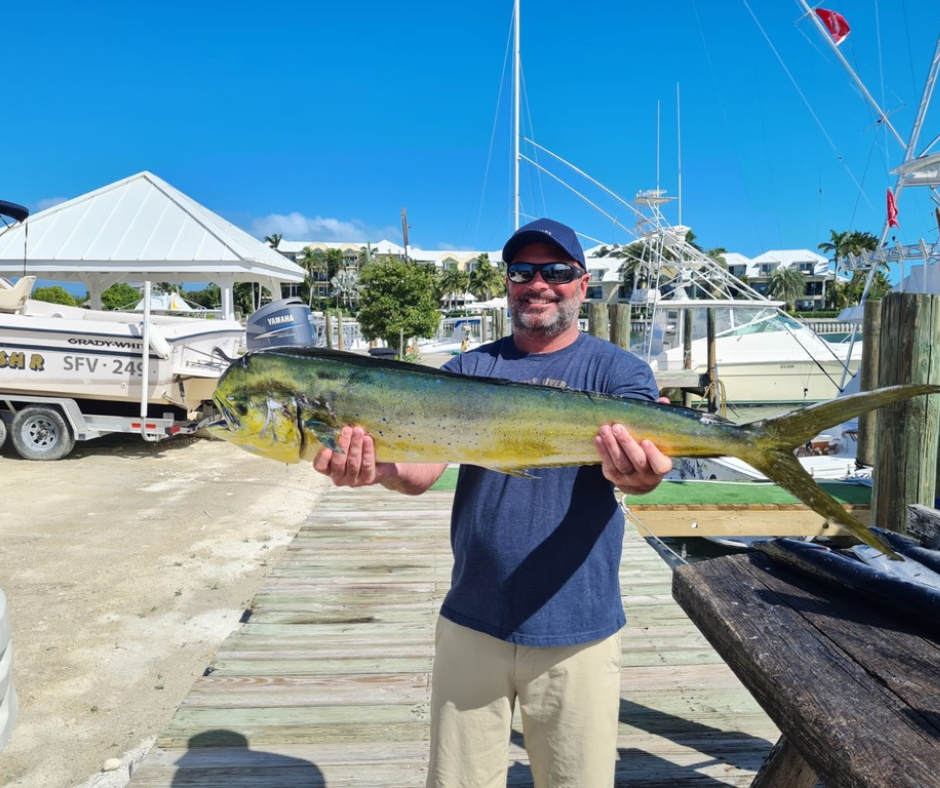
0;274;244;414
623;222;861;408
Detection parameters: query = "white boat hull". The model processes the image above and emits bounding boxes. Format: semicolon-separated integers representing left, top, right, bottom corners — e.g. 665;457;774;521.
647;307;861;406
0;298;243;413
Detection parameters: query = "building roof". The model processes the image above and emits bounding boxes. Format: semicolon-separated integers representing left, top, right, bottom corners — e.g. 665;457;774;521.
0;171;305;292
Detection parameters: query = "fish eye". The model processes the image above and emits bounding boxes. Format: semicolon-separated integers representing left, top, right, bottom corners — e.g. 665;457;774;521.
234;402;250;417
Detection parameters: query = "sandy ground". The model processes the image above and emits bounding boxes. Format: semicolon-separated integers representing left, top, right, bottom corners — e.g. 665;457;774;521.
0;432;330;788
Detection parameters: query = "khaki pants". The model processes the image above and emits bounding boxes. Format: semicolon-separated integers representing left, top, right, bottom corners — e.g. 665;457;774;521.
426;617;622;788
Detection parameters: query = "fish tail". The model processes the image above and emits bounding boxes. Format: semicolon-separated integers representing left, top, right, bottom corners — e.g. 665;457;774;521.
734;383;940;559
746;447;900;558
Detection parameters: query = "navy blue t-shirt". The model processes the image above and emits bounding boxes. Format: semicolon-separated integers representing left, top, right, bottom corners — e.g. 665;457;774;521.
439;333;659;646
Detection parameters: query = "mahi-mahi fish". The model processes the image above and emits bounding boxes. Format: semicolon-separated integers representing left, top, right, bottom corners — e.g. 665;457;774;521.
209;346;940;558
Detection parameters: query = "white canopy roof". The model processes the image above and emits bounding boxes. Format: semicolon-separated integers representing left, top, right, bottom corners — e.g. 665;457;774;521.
0;171;305;317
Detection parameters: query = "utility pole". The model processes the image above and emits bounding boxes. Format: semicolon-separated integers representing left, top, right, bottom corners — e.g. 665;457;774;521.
401;208;410;263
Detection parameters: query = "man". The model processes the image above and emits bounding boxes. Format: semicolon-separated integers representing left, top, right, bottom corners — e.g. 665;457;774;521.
314;217;671;787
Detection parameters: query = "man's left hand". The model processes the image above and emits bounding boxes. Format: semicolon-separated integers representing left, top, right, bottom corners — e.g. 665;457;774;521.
595;423;672;494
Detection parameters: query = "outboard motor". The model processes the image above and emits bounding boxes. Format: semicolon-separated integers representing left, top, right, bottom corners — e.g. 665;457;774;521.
246;298;317;350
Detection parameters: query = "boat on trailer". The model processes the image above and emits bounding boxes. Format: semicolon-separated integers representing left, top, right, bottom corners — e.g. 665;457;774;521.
0;275;243;413
0;200;244;460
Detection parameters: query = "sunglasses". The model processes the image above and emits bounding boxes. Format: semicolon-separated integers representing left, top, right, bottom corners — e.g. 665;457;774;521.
506;262;586;284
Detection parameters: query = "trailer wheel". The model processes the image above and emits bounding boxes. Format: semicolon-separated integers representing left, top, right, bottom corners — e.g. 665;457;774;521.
10;406;75;461
0;417;6;451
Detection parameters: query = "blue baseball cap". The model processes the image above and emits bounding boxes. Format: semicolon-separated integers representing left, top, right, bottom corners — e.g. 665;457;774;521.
501;218;586;268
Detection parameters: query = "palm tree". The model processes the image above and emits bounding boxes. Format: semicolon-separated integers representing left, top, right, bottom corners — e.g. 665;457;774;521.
817;230;852;262
299;247;329;307
330;270;361;310
263;233;283;250
767;265;806;312
819;229;884;307
826;280;852;311
468;254;505;302
439;267;470;310
325;248;345;281
818;229;878;266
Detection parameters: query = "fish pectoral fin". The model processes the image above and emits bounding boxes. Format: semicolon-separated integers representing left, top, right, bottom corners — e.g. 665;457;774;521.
304;420;343;453
486;466;539;478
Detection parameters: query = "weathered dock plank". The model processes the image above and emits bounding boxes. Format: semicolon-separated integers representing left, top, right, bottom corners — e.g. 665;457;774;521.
129;485;777;787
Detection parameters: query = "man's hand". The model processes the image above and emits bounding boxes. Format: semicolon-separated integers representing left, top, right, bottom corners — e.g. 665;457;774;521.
595;423;672;495
313;426;394;488
312;426;447;495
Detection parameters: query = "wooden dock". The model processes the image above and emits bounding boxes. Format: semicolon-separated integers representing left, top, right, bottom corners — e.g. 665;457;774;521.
128;484;778;787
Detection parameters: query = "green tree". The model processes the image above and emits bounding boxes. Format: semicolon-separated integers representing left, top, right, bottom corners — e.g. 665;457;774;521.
299;247;329;307
767;265;806;312
438;267;471;310
325;248;344;280
468;254;505;302
100;282;141;310
186;284;222;309
358;258;440;348
264;233;283;250
31;286;77;306
825;279;852;311
818;229;878;262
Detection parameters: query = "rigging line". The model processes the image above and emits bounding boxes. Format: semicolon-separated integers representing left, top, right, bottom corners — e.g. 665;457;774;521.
689;0;763;244
471;6;515;249
742;0;876;214
524;138;648;224
519;69;549;220
620;501;690;567
517;153;636;239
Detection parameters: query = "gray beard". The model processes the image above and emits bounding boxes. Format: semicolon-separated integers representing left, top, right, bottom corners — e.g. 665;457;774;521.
509;292;581;339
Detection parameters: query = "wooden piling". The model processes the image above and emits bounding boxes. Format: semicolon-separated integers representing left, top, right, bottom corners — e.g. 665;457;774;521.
872;292;940;533
682;312;694;408
588;302;609;340
324;312;334;349
608;304;630;349
856;300;882;467
706;308;718;414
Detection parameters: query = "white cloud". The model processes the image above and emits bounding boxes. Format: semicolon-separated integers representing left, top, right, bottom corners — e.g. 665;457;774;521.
249;212;398;243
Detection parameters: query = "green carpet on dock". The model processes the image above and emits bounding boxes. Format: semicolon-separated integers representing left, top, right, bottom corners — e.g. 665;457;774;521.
432;467;871;506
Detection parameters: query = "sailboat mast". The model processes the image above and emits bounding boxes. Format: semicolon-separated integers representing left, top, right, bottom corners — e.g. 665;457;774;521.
513;0;521;230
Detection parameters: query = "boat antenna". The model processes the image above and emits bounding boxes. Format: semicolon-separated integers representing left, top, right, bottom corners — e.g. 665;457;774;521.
677;82;682;227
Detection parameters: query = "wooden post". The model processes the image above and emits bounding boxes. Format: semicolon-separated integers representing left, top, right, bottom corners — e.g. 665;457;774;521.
856;299;882;467
495;308;508;338
608;304;629;349
682;311;694;408
324;312;334;349
588;302;608;340
337;315;345;351
750;736;818;788
481;311;489;344
706;308;719;414
872;292;940;534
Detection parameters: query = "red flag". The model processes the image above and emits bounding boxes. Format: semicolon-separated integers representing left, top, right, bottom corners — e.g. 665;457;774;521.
815;8;851;45
887;189;900;229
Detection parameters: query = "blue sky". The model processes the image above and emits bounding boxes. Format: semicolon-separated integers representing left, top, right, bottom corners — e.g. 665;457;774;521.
4;0;940;263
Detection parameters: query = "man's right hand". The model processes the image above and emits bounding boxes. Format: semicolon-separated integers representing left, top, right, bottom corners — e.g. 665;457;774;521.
313;426;393;488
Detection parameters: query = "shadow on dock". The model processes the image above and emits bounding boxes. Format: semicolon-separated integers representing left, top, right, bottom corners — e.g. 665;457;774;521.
170;730;325;786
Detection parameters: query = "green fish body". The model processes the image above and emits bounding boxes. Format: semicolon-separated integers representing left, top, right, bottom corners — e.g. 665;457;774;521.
210;347;940;558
